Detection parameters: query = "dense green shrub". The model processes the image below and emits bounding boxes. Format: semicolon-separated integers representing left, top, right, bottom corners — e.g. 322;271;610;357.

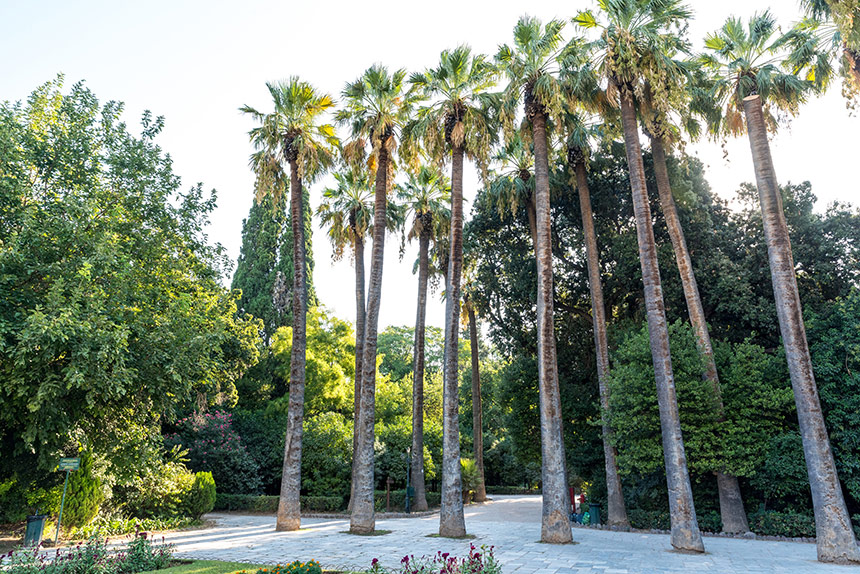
62;452;105;528
0;478;61;523
627;509;671;531
165;411;261;495
70;516;199;539
300;412;353;498
484;486;540;495
115;460;194;519
213;493;345;513
749;510;817;538
1;535;173;574
182;472;216;518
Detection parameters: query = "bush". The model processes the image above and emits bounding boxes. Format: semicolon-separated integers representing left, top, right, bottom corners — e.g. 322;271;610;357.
627;509;671;530
238;562;322;574
116;460;195;519
373;489;440;512
749;510;816;538
165;412;262;495
1;535;173;574
70;516;198;539
696;510;722;534
0;479;61;523
182;472;216;518
367;545;501;574
484;486;540;495
62;452;105;528
213;494;344;513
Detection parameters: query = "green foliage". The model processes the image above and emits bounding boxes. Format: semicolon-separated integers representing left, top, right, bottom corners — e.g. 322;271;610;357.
232;192;316;345
300;412;353;499
608;321;793;479
749;510;817;538
0;77;262;480
62;452;105;528
164;412;261;495
69;516;199;539
114;458;195;519
213;494;343;513
1;535;173;574
241;561;322;574
270;307;355;416
183;472;216;519
460;458;480;495
377;325;444;382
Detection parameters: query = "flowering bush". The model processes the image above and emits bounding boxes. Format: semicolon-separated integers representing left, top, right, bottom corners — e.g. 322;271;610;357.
1;535;174;574
165;411;261;494
237;561;322;574
368;545;501;574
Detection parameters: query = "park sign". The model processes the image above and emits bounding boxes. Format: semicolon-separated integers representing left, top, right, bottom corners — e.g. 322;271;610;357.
58;457;80;471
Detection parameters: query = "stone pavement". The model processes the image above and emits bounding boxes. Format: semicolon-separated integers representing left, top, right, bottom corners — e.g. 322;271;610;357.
163;495;857;574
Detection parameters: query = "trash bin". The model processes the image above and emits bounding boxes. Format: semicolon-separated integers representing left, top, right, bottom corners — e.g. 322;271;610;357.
589;503;601;526
25;514;48;546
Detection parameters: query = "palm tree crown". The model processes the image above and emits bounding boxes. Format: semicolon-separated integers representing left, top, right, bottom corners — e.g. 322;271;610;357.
397;165;451;244
241;78;339;200
496;16;567;132
317;168;374;260
404;45;498;172
698;11;815;136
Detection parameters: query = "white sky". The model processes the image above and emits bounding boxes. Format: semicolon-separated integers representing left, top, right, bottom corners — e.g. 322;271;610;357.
2;1;858;330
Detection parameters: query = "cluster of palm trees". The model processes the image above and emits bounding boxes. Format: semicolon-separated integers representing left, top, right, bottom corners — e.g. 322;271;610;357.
241;0;860;564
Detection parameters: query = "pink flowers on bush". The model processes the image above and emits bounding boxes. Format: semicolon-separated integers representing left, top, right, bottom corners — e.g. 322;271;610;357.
368;545;500;574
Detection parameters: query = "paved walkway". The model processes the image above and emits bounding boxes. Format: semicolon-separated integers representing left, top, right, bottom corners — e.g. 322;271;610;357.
164;495;857;574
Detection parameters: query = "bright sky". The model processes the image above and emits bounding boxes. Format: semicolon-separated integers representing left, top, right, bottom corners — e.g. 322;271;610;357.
2;1;858;330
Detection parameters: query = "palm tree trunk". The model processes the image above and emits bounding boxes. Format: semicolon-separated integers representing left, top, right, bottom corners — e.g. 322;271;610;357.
618;90;703;552
650;136;749;534
743;94;859;564
410;228;430;512
350;146;390;534
467;297;487;503
573;158;629;529
276;158;307;532
439;144;467;538
526;194;538;251
347;233;366;513
531;108;572;544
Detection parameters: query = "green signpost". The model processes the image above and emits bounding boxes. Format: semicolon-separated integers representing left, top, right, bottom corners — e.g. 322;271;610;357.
55;457;80;544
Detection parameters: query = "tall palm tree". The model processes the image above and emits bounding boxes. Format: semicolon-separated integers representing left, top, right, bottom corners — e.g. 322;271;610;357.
629;32;752;533
405;44;497;537
337;64;414;534
701;12;860;563
559;41;630;529
241;78;338;531
461;261;487;503
316;167;374;512
575;0;704;552
396;166;451;513
497;16;573;544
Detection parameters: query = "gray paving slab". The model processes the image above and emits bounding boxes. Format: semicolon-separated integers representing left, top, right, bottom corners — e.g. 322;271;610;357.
161;495;858;574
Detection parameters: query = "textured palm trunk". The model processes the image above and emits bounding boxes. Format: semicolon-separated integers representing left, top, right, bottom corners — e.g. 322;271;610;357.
347;232;366;513
743;94;860;564
410;228;431;512
619;91;703;552
439;144;467;537
467;297;487;503
526;195;538;251
276;157;307;532
531;108;572;544
650;136;749;534
573;158;629;528
350;146;390;534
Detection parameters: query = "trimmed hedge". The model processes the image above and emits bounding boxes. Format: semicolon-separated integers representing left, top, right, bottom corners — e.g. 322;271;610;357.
214;493;344;513
214;490;442;513
485;486;540;495
749;510;816;538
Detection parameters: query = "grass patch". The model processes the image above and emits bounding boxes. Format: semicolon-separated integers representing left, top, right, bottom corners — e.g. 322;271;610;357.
425;533;477;540
341;529;392;536
149;560;270;574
